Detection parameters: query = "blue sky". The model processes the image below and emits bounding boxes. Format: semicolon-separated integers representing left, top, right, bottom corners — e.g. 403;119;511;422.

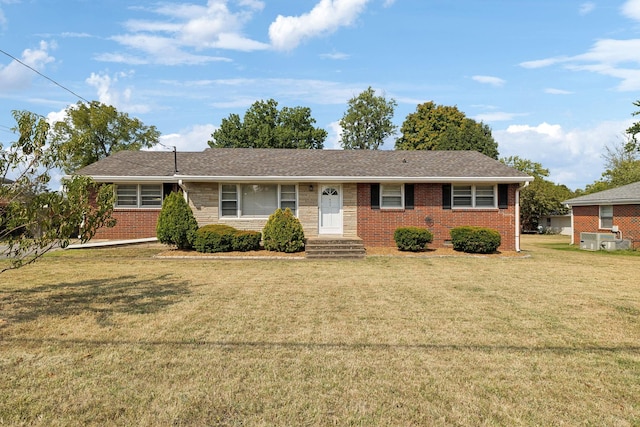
2;0;640;190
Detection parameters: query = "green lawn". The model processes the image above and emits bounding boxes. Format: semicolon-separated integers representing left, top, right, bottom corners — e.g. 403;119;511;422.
1;235;639;426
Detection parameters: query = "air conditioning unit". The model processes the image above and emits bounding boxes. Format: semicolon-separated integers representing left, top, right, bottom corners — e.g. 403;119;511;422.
601;241;617;251
579;232;615;251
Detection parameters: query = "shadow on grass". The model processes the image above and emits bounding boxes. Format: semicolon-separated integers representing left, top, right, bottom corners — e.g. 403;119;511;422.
4;336;639;355
1;274;190;327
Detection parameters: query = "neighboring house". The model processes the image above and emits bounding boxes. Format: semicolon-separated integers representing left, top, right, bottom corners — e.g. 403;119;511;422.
75;148;534;251
538;213;572;235
564;181;640;250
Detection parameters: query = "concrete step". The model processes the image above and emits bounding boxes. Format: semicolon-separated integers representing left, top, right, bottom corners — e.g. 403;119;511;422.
305;237;366;260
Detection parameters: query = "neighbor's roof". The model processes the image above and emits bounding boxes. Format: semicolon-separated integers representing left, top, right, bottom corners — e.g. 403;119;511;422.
75;148;533;184
564;181;640;206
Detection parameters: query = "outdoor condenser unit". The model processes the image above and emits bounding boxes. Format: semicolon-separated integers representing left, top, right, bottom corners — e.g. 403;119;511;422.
579;232;615;251
579;232;630;251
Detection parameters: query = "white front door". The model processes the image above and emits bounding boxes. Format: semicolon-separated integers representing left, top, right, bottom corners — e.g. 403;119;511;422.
319;185;343;234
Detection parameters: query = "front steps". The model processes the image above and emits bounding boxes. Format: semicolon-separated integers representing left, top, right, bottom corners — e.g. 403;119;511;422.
305;237;366;260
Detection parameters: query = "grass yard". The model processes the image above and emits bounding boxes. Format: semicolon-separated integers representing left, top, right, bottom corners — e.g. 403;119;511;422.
0;235;639;426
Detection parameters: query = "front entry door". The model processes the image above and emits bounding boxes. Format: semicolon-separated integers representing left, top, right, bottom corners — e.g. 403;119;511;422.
319;185;343;234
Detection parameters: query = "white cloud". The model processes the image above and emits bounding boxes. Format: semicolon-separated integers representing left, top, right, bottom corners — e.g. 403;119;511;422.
495;120;632;189
579;2;595;15
519;57;568;69
471;75;505;87
544;88;573;95
269;0;370;51
474;111;523;122
622;0;640;21
326;120;343;149
150;123;217;152
520;36;640;91
320;51;350;60
100;0;267;65
151;124;217;154
86;71;151;114
0;41;55;91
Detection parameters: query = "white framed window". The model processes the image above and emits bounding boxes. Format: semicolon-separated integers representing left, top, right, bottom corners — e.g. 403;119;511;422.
380;184;404;208
115;184;162;208
220;184;298;218
599;205;613;229
452;184;496;208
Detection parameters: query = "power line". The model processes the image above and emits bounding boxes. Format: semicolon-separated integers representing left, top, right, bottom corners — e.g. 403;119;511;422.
0;47;90;103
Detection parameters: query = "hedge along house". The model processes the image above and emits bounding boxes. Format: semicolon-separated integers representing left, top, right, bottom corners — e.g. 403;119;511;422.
75;148;534;251
564;181;640;250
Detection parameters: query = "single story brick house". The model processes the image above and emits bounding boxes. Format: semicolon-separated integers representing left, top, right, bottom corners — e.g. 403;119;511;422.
564;181;640;250
75;148;534;251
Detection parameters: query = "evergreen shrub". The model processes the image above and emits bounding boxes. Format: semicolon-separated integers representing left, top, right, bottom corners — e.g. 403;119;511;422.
394;226;433;251
262;208;305;253
156;191;198;250
193;224;235;253
231;230;262;252
450;226;501;254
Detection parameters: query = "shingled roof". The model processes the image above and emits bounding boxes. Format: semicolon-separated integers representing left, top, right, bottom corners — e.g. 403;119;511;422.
564;181;640;206
75;148;533;183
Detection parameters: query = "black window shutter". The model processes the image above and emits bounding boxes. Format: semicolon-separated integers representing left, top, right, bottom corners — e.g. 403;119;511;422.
405;184;415;209
371;184;380;210
498;184;509;209
442;184;452;210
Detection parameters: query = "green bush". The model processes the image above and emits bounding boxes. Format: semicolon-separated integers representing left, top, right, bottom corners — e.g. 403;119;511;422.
231;230;262;252
450;226;501;254
156;191;199;250
262;208;305;253
193;224;236;253
193;224;262;253
394;226;433;251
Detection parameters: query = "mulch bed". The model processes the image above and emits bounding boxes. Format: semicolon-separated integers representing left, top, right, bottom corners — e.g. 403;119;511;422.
156;246;528;259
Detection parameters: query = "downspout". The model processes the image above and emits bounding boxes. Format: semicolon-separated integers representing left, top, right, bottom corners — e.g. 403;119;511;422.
515;181;529;252
178;179;188;203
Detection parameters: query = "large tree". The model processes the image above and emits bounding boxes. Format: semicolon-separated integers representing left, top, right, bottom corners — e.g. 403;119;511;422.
208;99;326;149
339;86;397;150
1;110;115;273
50;101;160;173
396;101;499;159
501;156;574;230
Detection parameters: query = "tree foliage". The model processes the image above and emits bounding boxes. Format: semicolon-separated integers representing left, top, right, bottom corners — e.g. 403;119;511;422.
625;99;640;152
1;110;115;273
208;99;327;149
581;138;640;194
501;156;574;230
339;87;397;149
50;101;160;173
395;101;499;159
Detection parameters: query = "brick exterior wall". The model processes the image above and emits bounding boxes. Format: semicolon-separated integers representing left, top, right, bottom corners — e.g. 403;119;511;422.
94;208;160;239
94;181;522;251
572;204;640;250
357;183;520;251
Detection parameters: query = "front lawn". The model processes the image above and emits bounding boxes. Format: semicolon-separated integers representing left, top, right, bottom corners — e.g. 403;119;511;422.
0;235;638;425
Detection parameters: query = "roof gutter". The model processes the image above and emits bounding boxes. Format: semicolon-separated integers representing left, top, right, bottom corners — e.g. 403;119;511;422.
171;175;535;184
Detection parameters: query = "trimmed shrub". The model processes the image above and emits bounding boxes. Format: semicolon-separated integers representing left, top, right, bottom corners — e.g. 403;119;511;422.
450;226;501;254
231;230;262;252
394;226;433;251
156;191;199;250
262;208;305;253
193;224;236;253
